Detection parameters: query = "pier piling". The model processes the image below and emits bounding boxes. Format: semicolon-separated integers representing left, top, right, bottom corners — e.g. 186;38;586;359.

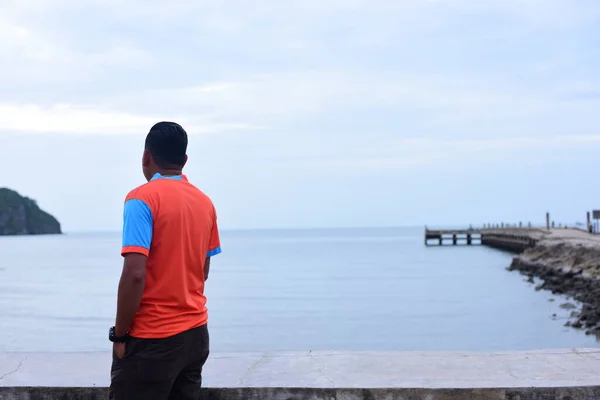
424;227;539;252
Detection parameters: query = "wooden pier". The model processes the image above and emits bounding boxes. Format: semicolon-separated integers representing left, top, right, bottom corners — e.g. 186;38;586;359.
425;212;597;253
424;229;481;246
425;228;539;253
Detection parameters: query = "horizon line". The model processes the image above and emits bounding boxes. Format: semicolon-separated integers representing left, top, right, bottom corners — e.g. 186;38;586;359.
58;223;552;235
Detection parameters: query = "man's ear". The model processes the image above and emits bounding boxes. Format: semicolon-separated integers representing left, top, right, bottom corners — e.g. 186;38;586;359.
142;149;152;166
182;154;188;168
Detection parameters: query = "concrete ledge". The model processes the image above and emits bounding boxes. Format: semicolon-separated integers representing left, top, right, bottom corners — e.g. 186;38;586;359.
2;349;600;399
2;386;600;400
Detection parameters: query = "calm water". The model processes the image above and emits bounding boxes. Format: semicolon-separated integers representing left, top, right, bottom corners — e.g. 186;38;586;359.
0;227;598;353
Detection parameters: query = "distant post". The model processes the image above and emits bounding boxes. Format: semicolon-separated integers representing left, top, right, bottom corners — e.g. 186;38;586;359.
587;212;591;232
546;212;550;230
592;210;600;234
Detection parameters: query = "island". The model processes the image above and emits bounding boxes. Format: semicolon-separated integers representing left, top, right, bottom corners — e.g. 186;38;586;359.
0;187;62;235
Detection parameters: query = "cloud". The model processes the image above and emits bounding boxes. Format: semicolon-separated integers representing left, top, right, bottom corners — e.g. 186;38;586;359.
27;0;598;27
106;70;531;121
327;134;600;171
103;68;592;137
0;2;151;87
0;103;260;135
394;134;600;152
244;133;600;175
12;64;590;141
2;0;600;141
309;155;443;172
556;82;600;101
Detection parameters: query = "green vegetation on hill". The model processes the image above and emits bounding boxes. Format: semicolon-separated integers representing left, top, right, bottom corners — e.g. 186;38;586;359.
0;188;62;235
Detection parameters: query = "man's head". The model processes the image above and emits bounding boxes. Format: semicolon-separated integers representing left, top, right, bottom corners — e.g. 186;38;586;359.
142;122;189;181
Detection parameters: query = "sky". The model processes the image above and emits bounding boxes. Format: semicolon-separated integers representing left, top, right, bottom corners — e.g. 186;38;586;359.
1;0;600;232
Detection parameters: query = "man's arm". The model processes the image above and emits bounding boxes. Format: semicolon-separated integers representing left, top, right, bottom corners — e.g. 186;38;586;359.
115;253;147;336
204;257;211;281
114;197;153;336
204;212;221;282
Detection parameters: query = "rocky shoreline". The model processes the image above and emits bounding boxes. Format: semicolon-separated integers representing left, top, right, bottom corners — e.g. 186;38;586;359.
508;242;600;337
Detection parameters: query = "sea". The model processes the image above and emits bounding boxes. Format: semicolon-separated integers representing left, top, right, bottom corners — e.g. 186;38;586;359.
0;227;598;353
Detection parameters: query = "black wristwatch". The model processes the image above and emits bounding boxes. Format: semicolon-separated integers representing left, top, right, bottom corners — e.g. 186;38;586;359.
109;326;131;343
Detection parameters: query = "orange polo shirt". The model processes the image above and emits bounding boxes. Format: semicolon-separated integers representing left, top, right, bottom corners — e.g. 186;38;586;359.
120;173;221;338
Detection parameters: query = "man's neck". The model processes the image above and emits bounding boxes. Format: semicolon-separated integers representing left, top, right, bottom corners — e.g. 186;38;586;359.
157;169;182;177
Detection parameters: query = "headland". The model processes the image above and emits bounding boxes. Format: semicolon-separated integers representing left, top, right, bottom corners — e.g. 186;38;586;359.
0;188;61;235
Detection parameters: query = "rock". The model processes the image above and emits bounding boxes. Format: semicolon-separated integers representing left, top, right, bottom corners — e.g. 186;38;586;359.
560;303;577;310
508;243;600;336
0;188;61;235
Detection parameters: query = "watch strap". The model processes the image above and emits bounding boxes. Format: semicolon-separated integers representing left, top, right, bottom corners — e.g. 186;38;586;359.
109;326;131;343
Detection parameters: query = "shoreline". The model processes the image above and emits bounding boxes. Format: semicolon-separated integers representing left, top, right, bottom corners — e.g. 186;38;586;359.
503;229;600;338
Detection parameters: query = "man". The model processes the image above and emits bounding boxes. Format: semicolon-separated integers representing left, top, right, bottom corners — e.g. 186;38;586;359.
109;122;221;400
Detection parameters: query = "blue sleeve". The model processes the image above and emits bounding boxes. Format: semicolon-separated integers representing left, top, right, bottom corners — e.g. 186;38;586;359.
207;247;222;257
122;199;153;254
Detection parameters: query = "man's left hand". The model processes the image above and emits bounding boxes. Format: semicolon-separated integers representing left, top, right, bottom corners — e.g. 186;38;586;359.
113;342;126;360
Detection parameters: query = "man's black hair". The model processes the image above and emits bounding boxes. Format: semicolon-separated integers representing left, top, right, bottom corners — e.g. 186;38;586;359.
145;122;188;168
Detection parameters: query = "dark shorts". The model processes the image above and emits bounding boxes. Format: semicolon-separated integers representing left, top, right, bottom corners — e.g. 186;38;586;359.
109;324;209;400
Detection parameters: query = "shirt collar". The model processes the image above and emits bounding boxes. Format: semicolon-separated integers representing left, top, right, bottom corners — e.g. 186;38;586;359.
150;173;187;182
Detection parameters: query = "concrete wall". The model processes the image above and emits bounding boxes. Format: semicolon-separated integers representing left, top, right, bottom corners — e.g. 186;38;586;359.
3;386;600;400
480;233;537;253
2;350;600;400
